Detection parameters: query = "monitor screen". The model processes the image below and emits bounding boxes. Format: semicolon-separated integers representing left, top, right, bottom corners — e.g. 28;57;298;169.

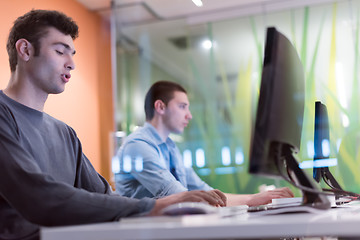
249;27;304;178
248;27;330;210
313;101;343;189
313;101;329;182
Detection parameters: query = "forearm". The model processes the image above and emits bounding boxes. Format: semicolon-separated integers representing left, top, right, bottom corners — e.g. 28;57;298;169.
224;193;252;206
224;187;294;207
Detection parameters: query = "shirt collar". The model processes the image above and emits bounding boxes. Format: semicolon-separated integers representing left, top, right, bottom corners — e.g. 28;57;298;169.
144;122;176;148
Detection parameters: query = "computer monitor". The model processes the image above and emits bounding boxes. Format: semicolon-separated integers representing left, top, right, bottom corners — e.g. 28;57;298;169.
248;27;331;210
313;101;343;190
312;102;360;201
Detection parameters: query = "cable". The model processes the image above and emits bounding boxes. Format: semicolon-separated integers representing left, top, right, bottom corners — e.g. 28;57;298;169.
274;148;334;197
276;152;360;199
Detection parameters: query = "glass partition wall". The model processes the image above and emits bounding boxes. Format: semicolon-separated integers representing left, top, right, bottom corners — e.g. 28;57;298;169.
111;0;360;195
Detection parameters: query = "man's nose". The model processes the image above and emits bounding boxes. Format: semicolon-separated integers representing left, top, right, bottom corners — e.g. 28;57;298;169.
186;110;192;120
66;56;75;70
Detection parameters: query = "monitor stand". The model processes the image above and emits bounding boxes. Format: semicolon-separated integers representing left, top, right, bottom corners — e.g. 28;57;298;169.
320;167;345;200
314;161;360;202
248;144;331;215
320;168;360;202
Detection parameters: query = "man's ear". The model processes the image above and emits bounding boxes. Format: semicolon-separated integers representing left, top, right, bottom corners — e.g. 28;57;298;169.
154;99;166;115
15;39;33;62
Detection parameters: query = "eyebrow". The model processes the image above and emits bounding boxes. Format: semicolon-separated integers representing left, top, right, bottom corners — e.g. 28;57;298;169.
179;102;189;106
53;42;76;55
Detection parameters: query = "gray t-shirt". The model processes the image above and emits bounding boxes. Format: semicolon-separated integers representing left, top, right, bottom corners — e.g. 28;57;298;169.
0;91;155;240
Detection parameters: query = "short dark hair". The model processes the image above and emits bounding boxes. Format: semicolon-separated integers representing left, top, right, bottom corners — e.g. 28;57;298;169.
7;9;79;72
144;81;187;120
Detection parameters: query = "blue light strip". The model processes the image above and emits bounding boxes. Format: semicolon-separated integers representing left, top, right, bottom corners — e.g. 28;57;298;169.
197;166;244;176
197;168;211;176
215;167;237;175
299;158;338;169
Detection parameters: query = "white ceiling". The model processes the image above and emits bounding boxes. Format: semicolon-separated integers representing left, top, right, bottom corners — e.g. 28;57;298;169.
76;0;341;26
76;0;273;18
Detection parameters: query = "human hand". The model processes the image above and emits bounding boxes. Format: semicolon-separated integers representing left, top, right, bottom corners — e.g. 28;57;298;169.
247;187;294;206
149;190;227;216
208;189;227;207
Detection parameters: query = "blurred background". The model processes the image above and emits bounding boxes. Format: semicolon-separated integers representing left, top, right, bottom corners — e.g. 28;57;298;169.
102;0;360;195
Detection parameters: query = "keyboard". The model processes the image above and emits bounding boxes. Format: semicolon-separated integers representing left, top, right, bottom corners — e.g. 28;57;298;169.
271;197;302;207
247;197;333;215
218;205;249;217
160;202;249;217
247;203;328;215
336;196;357;205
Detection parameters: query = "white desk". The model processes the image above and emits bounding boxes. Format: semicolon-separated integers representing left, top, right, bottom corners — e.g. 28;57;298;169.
41;203;360;240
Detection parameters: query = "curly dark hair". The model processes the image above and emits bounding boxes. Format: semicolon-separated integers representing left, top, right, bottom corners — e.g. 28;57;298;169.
7;9;79;72
144;81;187;121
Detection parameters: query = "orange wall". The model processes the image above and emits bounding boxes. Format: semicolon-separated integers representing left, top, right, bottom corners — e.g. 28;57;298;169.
0;0;114;180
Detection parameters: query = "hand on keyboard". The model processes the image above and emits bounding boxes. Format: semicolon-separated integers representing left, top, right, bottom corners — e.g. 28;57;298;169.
246;187;295;206
218;205;249;217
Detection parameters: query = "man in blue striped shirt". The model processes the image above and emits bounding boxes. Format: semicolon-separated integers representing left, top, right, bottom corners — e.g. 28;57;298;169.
115;80;294;206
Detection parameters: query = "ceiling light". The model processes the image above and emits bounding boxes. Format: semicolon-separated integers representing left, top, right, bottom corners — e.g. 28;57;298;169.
202;39;212;49
192;0;203;7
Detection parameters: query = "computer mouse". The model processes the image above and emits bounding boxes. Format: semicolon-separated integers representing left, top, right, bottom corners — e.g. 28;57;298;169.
160;202;218;216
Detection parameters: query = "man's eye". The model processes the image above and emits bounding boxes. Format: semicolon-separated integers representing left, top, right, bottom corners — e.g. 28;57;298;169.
56;50;64;55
